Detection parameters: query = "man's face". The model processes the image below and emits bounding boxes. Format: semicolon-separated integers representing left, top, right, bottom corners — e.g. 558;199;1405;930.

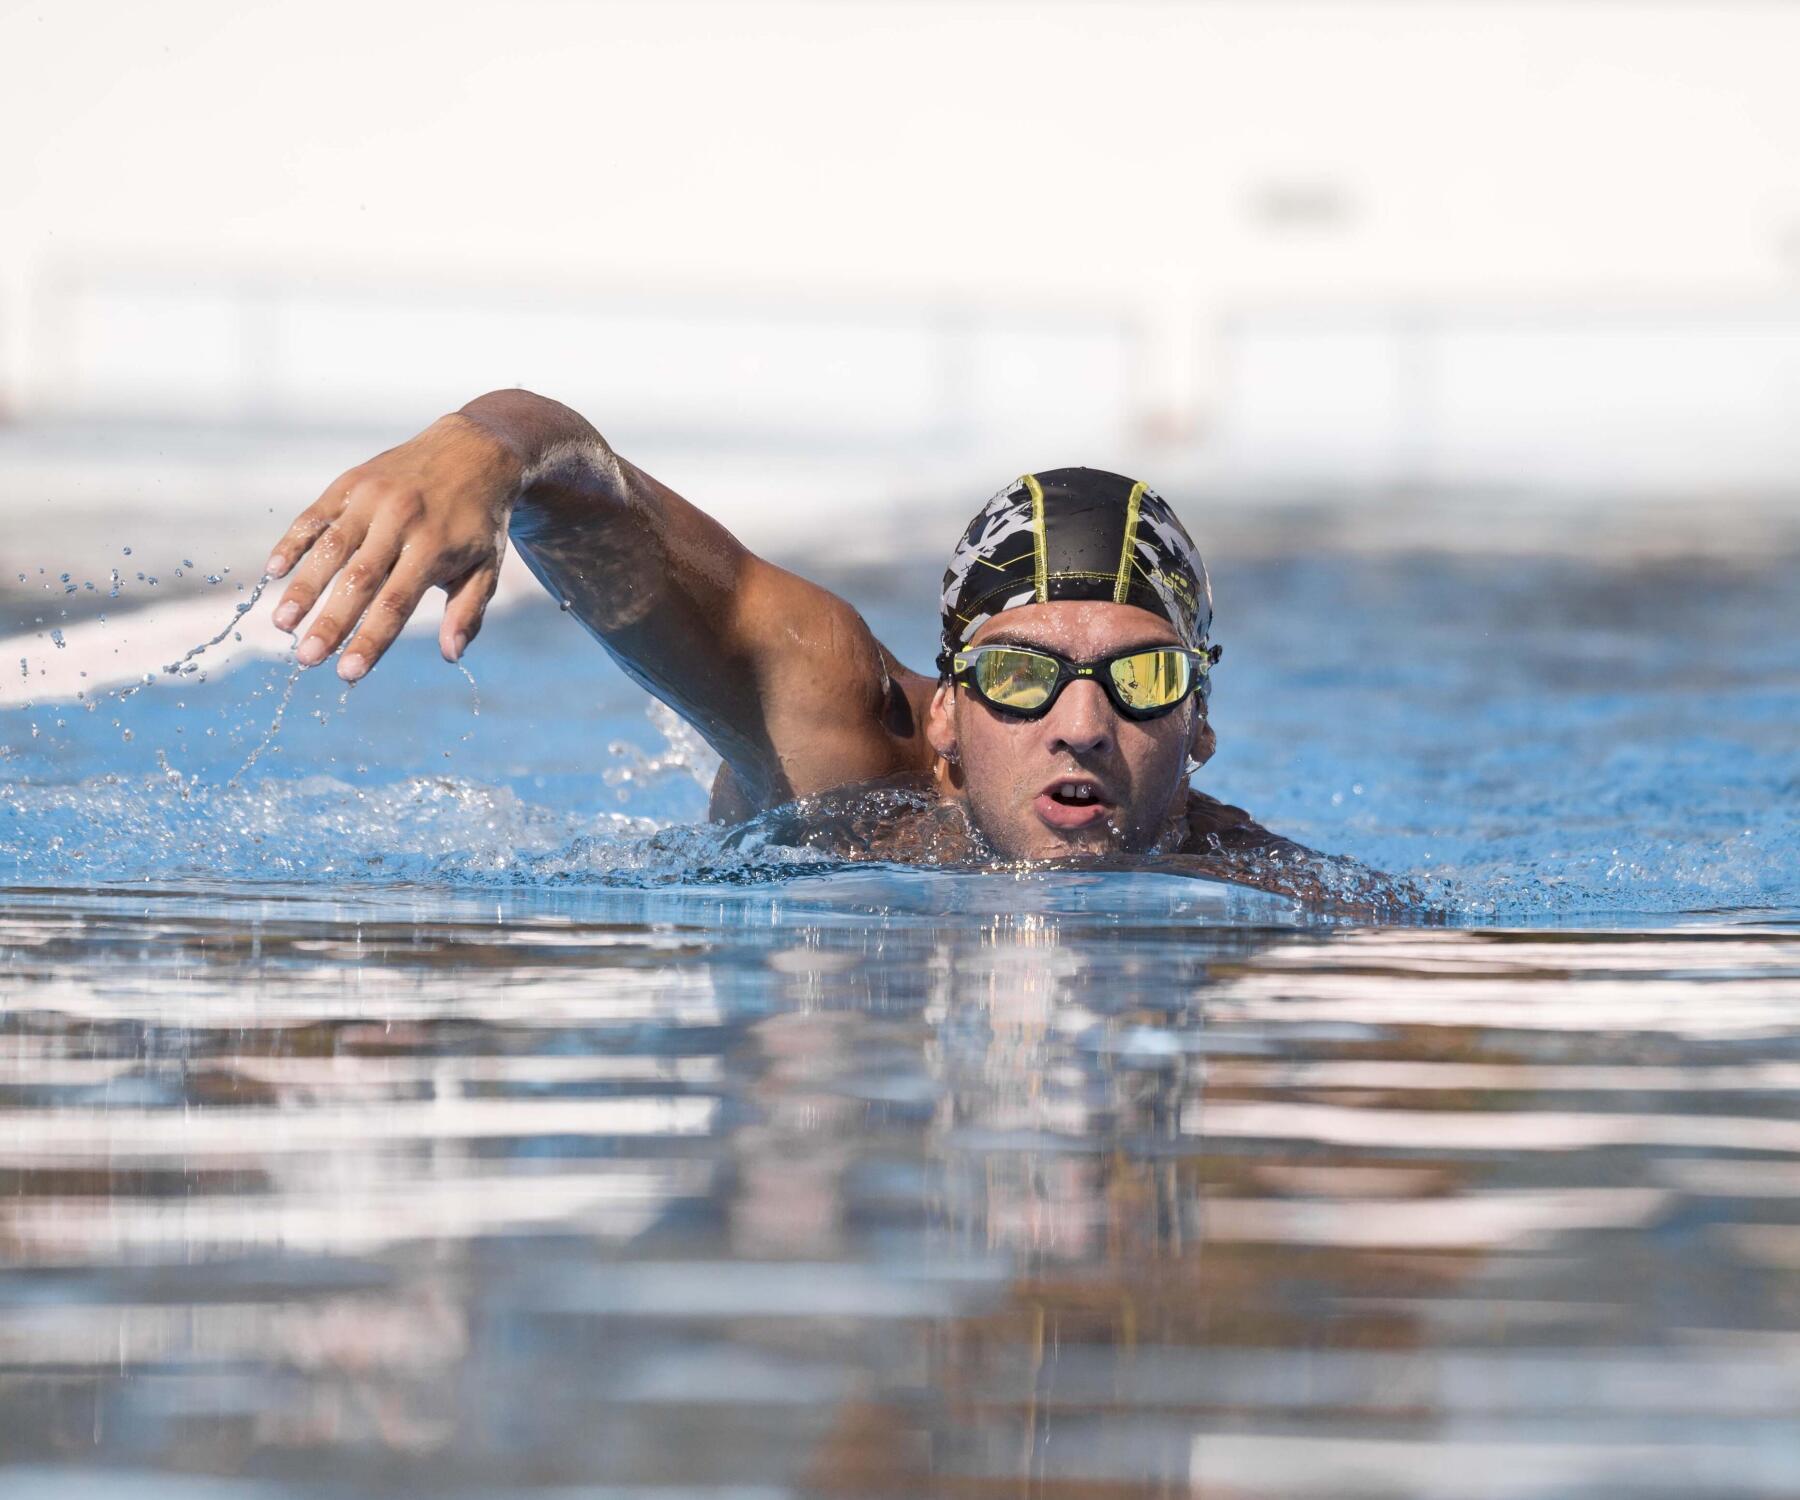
928;601;1209;861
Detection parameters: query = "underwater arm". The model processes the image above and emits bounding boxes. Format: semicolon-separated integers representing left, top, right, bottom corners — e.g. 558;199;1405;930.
1158;791;1432;919
264;390;907;807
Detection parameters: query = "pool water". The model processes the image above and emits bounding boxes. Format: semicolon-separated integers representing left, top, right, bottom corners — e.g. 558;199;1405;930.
2;538;1798;1496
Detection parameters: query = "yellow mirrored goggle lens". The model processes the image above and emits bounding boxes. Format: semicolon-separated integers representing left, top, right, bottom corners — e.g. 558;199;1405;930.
1107;649;1193;710
972;648;1058;710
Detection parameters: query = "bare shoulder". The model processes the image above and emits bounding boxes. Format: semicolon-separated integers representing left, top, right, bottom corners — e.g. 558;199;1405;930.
1180;788;1311;858
1175;787;1430;917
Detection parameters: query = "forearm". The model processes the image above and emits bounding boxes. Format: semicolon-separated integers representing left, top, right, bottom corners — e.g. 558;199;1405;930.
457;388;625;556
454;391;787;781
454;390;735;631
280;388;896;805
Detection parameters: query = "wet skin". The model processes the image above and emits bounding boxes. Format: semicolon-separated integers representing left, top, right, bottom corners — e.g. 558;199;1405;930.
263;388;1412;911
925;602;1212;861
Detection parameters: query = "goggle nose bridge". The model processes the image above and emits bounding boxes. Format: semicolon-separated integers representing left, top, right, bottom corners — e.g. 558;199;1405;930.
949;654;1099;678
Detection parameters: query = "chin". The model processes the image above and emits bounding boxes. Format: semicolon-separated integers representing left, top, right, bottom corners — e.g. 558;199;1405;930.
980;813;1133;863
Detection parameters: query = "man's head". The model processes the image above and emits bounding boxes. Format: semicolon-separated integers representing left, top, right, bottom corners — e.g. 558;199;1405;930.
926;468;1218;860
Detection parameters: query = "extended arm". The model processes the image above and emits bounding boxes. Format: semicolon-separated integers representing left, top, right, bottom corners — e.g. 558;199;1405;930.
264;390;917;807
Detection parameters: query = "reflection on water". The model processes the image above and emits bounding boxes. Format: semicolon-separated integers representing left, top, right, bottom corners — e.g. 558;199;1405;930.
3;879;1797;1496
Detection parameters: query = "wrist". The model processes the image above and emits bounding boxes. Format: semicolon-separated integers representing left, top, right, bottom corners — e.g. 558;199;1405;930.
455;388;600;474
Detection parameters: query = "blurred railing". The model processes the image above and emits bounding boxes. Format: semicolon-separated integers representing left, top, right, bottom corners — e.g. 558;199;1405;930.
14;259;1145;458
14;259;1800;493
1214;296;1800;493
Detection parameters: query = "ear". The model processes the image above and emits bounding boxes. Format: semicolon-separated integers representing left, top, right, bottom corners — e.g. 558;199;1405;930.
1188;706;1216;768
926;681;959;762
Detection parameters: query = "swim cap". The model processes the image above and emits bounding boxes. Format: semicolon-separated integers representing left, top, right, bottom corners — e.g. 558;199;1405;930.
937;467;1214;673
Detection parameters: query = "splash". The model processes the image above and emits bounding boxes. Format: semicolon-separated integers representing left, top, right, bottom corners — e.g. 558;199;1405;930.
0;768;830;888
228;663;304;785
603;699;722;802
4;544;1797;922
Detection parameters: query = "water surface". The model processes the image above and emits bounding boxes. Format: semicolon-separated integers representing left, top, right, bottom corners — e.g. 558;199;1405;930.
2;540;1798;1495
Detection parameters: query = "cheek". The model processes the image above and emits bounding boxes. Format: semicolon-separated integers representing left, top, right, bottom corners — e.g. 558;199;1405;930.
1119;717;1192;782
959;713;1034;785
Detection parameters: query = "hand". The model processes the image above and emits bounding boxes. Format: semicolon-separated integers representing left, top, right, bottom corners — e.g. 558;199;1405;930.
264;414;523;680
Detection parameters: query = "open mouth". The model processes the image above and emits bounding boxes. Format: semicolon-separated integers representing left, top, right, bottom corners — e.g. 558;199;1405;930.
1034;778;1113;831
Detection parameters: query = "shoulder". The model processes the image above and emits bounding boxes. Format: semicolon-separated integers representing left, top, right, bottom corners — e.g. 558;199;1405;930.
1179;788;1314;859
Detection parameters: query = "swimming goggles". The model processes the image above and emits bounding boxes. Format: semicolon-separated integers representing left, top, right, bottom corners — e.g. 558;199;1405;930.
947;643;1220;721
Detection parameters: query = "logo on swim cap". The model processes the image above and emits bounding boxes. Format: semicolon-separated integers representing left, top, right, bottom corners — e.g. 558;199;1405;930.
937;467;1214;674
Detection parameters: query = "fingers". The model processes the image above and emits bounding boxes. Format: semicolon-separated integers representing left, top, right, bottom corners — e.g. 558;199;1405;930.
439;564;501;663
293;527;404;668
336;561;437;682
265;473;359;580
271;509;372;636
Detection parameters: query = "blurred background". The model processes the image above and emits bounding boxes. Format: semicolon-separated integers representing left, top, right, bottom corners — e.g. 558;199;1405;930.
6;0;1800;591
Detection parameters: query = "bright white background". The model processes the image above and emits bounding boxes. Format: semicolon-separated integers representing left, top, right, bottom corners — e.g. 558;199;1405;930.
5;0;1800;553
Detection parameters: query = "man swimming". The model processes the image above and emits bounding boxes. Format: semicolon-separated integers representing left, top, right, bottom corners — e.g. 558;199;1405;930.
262;388;1408;910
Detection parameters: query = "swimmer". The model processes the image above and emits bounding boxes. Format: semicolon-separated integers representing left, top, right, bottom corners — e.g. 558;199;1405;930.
263;389;1413;912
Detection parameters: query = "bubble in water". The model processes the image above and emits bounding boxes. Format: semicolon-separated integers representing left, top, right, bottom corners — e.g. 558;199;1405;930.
122;547;132;556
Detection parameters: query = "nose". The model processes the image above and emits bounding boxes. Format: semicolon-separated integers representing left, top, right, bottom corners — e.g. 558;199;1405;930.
1042;678;1116;758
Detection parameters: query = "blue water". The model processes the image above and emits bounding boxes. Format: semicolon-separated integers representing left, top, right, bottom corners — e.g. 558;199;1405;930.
3;537;1799;1497
4;548;1796;918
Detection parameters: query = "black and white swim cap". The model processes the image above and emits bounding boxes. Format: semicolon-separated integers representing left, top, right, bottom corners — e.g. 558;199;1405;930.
937;467;1214;673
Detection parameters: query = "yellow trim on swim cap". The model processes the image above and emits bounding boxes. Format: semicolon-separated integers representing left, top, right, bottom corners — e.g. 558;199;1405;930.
1022;472;1048;603
1113;479;1146;604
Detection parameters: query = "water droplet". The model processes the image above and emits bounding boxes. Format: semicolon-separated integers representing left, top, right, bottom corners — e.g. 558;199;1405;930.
122;547;132;556
50;629;65;650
